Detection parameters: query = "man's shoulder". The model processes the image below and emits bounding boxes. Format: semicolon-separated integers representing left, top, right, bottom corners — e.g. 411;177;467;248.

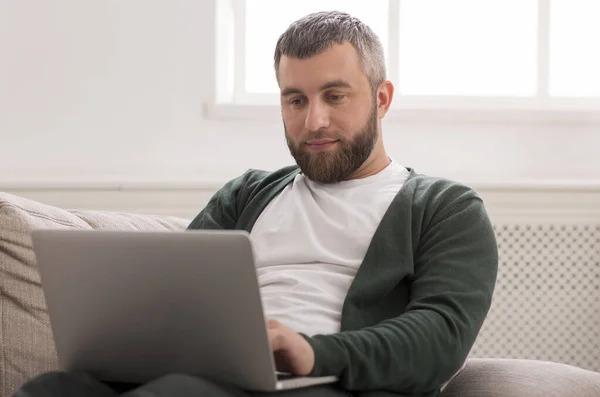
405;169;481;208
188;165;300;230
238;165;300;182
235;165;300;191
223;165;301;209
401;170;490;234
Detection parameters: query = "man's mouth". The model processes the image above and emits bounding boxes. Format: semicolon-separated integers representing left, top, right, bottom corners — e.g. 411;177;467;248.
306;139;339;145
305;139;340;151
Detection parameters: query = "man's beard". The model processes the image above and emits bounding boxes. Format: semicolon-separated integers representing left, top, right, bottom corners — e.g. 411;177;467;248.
285;104;379;184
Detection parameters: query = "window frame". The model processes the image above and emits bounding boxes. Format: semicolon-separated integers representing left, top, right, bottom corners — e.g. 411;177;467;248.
209;0;600;123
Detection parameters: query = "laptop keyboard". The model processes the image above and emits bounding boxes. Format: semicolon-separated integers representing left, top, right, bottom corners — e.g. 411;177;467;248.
276;372;297;380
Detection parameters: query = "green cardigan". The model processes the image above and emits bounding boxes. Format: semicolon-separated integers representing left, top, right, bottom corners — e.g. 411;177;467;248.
187;166;498;397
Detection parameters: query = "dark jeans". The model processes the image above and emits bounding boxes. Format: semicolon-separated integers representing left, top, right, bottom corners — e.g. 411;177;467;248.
13;372;350;397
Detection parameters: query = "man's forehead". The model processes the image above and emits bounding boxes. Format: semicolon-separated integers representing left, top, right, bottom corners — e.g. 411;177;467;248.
277;43;363;92
278;42;360;71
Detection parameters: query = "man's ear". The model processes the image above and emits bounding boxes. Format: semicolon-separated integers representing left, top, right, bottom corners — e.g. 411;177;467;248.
376;80;394;118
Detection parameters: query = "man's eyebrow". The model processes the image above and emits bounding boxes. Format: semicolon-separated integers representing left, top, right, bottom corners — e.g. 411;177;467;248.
280;87;304;97
319;79;352;91
280;79;353;97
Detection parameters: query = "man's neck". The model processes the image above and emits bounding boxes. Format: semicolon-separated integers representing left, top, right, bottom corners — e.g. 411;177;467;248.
346;154;391;181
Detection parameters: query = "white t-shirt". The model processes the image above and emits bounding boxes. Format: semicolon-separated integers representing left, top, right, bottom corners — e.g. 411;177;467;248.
249;161;410;336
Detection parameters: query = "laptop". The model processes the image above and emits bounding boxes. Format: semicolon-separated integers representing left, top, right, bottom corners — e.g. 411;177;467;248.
31;229;338;392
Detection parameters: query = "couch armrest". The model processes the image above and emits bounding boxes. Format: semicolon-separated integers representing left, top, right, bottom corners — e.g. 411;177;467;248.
442;358;600;397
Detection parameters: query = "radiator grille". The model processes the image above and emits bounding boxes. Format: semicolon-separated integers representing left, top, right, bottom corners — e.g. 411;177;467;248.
470;224;600;371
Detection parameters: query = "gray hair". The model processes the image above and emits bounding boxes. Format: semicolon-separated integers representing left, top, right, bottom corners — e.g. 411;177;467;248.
274;11;387;92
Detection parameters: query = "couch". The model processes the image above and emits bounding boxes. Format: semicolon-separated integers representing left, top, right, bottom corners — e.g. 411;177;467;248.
1;191;599;397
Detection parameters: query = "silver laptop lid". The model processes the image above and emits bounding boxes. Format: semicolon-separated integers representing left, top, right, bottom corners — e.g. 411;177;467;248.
32;229;280;391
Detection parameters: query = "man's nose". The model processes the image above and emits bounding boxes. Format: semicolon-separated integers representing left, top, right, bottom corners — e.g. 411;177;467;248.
305;102;330;131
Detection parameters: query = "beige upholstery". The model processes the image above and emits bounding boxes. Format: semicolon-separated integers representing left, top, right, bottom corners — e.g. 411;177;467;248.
0;192;188;397
442;358;600;397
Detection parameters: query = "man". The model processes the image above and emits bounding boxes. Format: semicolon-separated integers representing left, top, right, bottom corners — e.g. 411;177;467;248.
15;10;497;397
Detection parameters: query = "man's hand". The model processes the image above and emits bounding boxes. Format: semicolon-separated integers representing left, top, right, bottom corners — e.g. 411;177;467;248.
267;319;315;376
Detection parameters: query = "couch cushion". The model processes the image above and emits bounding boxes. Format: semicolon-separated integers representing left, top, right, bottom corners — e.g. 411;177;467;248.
441;358;600;397
0;192;189;397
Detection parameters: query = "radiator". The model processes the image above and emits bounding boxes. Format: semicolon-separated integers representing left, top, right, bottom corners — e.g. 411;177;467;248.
470;223;600;372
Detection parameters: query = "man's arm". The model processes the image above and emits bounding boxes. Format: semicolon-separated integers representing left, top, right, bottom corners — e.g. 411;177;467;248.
304;196;498;394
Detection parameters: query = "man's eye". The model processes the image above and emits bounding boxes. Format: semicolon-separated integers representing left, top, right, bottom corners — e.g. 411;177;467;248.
328;94;346;102
289;98;305;106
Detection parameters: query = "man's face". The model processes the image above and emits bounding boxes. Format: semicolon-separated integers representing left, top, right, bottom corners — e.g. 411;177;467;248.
278;43;379;184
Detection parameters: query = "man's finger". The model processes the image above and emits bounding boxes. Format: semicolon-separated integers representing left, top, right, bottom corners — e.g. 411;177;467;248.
268;328;284;351
267;319;280;329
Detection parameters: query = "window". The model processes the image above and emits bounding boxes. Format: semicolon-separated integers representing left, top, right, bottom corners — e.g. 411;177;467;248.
549;0;600;97
398;0;537;96
214;0;600;117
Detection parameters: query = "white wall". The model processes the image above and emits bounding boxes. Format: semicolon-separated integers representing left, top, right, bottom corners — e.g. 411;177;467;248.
1;0;599;188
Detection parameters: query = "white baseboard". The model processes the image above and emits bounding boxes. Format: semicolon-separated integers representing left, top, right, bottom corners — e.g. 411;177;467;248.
1;181;599;224
473;183;600;223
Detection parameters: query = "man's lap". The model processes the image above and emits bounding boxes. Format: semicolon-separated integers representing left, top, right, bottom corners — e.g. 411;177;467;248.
13;372;350;397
